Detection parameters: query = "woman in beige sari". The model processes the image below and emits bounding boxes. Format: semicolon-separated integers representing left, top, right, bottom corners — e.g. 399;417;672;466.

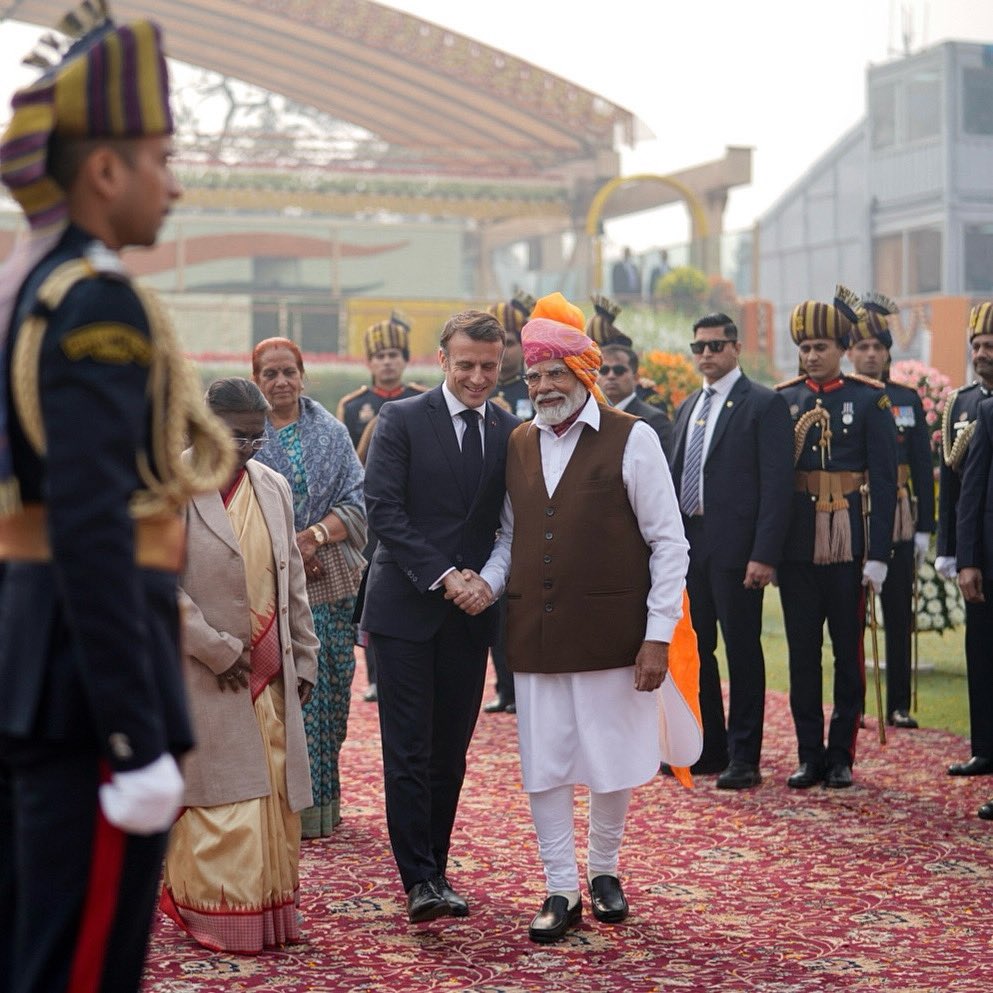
161;378;319;953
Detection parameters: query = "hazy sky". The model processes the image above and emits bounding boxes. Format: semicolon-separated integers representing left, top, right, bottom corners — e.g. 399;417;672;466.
3;1;993;250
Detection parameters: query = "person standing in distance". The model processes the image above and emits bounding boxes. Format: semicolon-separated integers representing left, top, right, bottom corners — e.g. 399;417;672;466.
0;6;232;991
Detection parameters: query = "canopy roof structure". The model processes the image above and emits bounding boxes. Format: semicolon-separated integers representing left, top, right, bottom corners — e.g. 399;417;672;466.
7;0;643;177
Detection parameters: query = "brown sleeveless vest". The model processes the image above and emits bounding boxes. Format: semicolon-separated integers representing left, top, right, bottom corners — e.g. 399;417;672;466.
505;406;650;674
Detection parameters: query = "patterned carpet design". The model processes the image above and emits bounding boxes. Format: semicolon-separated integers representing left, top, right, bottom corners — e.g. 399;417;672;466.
144;660;993;993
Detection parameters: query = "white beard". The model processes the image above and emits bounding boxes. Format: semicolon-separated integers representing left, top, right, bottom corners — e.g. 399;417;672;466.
533;382;588;427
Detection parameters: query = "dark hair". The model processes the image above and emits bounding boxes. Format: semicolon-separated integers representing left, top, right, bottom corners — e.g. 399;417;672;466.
251;337;305;377
47;134;137;193
601;343;639;375
692;312;738;340
204;377;270;414
439;310;506;353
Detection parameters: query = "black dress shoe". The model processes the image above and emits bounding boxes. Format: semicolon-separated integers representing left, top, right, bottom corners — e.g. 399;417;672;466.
588;875;629;923
787;762;823;789
432;875;469;917
406;880;450;924
948;756;993;776
483;695;512;713
978;799;993;821
824;764;853;789
528;895;582;943
716;762;761;790
888;710;918;729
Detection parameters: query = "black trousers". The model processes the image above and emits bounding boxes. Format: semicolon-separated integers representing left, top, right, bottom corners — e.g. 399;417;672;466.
684;520;765;768
880;540;914;715
965;583;993;758
779;561;864;768
489;595;515;702
0;739;168;993
371;608;489;891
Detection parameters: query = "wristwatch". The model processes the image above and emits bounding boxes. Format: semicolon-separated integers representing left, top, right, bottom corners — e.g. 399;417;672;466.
309;523;329;546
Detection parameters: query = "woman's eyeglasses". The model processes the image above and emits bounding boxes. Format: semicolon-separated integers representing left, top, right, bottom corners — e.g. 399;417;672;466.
231;437;267;451
689;339;733;355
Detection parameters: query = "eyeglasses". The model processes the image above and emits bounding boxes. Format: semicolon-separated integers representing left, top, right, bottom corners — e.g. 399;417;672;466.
522;368;571;387
689;339;733;355
231;436;267;451
599;364;631;377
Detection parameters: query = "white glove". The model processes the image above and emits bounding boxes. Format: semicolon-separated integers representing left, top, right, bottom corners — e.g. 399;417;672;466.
935;556;958;580
913;532;930;567
862;560;888;594
98;752;184;835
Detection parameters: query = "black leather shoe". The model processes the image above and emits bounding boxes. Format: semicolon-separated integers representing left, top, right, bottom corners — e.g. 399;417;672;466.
406;880;450;924
888;710;918;729
824;764;853;789
528;895;582;943
978;799;993;821
483;695;513;713
588;875;628;923
432;875;469;917
362;683;377;703
716;762;761;790
948;756;993;776
787;763;823;789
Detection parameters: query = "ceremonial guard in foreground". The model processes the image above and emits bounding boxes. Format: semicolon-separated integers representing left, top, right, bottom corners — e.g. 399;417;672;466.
847;294;934;729
776;288;897;790
939;303;993;776
0;6;232;991
337;311;425;448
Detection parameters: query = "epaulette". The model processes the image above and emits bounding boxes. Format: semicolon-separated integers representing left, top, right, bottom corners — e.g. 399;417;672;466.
406;381;429;393
846;372;885;389
774;374;806;391
84;240;130;281
335;384;369;421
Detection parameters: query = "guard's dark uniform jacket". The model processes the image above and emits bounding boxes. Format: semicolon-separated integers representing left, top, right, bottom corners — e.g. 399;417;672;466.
337;383;425;447
886;380;935;539
491;375;533;420
778;374;898;564
0;224;193;770
937;381;992;560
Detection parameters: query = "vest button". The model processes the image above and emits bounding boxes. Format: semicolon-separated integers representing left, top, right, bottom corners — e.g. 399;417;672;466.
544;531;553;540
543;579;552;589
544;602;553;612
543;555;551;563
545;507;554;516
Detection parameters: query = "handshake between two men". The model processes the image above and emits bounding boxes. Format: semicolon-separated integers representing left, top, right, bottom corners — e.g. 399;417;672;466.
443;569;493;616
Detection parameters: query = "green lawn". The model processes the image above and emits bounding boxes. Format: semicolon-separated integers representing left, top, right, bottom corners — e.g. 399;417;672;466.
738;589;971;739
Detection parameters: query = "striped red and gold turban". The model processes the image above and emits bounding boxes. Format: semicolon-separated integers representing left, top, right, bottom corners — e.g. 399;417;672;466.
969;302;993;341
365;310;411;359
522;292;606;404
0;4;173;231
487;290;536;342
789;286;864;348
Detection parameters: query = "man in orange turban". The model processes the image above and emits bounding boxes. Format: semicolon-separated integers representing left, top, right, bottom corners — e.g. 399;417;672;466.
450;293;697;943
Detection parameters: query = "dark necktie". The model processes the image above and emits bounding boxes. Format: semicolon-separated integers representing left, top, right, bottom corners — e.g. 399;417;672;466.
459;408;483;497
679;387;715;517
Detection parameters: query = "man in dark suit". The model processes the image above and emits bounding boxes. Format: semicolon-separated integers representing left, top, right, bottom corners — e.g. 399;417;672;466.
598;343;674;462
610;247;641;302
362;310;517;924
955;384;993;820
670;313;794;788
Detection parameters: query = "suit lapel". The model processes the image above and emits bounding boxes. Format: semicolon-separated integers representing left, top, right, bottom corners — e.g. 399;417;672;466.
426;386;464;489
672;388;701;479
706;375;749;463
190;487;241;556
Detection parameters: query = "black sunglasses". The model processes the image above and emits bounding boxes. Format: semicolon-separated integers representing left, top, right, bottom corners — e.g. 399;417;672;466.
599;364;631;377
690;339;733;355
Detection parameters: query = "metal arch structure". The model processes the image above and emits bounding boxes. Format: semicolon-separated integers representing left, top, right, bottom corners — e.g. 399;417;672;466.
4;0;641;176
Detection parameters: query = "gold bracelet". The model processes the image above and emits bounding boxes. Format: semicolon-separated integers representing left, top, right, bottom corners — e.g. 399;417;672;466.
309;523;329;546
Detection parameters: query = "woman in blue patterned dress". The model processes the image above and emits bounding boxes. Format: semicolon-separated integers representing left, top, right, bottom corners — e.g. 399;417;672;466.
253;338;366;837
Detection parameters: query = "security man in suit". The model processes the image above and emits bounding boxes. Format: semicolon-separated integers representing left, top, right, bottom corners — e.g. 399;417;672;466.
362;310;517;924
598;341;674;462
0;6;232;991
847;293;934;729
670;313;794;787
939;302;993;776
337;311;425;447
776;288;897;790
954;379;993;819
483;291;535;715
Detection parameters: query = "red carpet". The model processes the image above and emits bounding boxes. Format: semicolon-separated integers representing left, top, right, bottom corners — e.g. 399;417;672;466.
143;656;993;992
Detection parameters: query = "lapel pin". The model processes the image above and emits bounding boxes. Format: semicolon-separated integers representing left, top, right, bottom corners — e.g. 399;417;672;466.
726;401;734;408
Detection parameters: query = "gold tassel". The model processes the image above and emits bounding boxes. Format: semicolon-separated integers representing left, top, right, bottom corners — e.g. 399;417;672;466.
0;479;22;519
828;475;853;563
813;472;833;564
892;490;914;542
